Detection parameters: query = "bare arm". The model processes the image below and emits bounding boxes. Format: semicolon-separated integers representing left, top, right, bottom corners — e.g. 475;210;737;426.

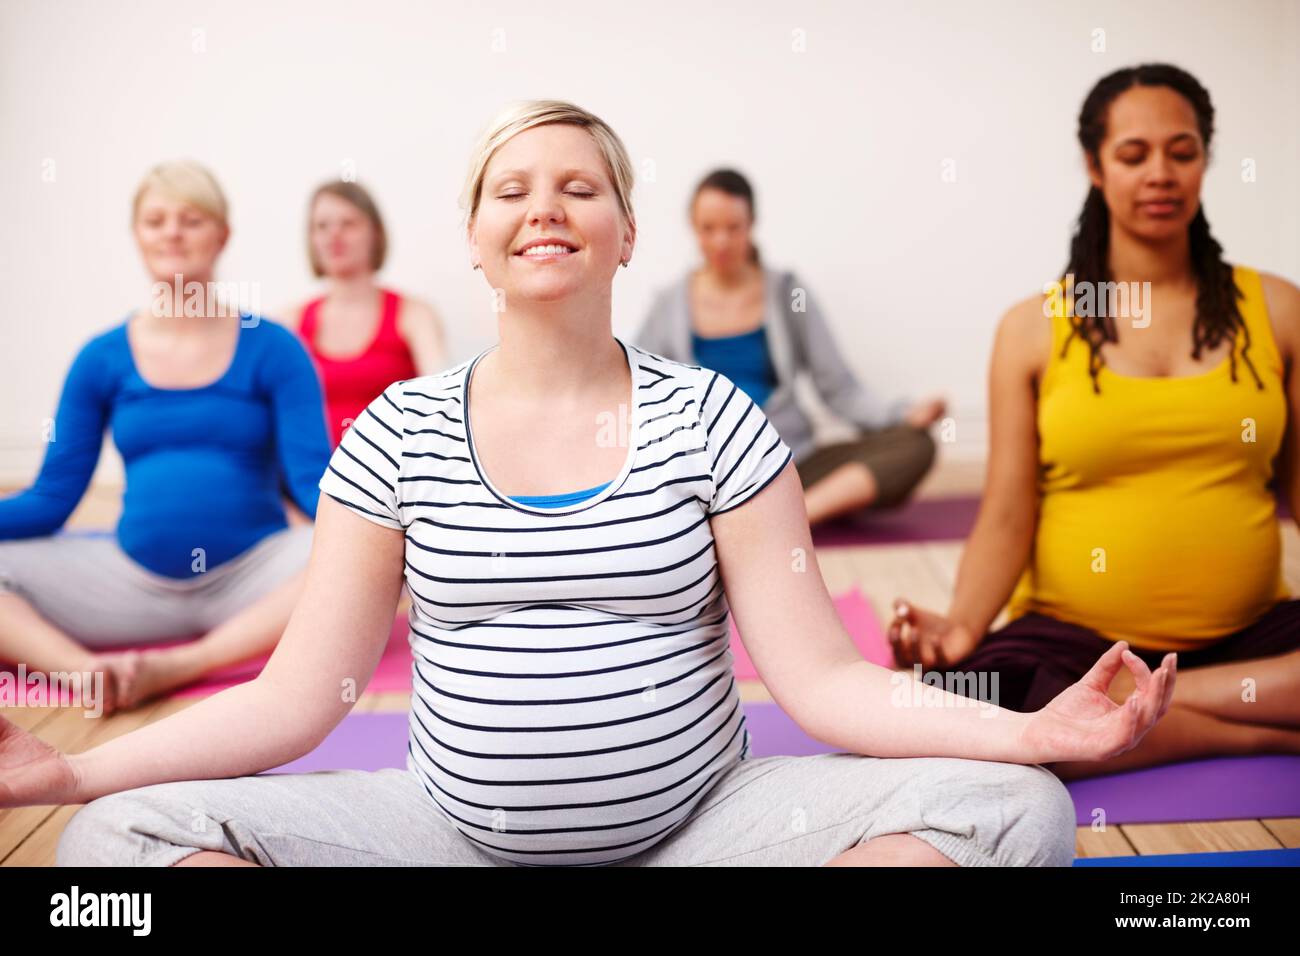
944;295;1051;636
1260;272;1300;527
397;297;449;375
65;495;404;802
710;460;1173;766
711;461;1032;761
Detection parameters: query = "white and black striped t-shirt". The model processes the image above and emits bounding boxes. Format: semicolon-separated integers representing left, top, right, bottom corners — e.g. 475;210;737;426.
317;336;793;866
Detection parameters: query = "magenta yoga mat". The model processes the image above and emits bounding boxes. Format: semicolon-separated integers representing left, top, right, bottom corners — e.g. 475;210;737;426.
0;615;414;702
268;704;1300;827
165;616;413;698
2;587;881;699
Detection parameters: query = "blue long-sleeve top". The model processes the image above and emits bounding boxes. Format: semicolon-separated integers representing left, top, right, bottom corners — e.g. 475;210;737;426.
0;315;332;579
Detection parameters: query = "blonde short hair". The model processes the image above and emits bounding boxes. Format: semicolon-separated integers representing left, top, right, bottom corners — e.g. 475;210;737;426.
131;159;229;229
459;99;636;232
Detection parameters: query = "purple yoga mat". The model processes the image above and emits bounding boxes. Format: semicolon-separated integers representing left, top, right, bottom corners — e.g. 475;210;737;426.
810;497;980;547
807;493;1293;548
268;711;410;774
1063;755;1300;826
277;705;1300;827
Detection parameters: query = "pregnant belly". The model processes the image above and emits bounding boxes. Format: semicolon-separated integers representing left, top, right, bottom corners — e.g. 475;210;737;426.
120;456;283;577
1023;489;1286;650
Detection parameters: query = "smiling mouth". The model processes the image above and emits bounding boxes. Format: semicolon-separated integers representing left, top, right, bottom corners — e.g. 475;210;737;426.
515;244;579;259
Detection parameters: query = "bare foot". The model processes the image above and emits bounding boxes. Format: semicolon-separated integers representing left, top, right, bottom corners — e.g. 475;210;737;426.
110;647;199;708
91;650;142;713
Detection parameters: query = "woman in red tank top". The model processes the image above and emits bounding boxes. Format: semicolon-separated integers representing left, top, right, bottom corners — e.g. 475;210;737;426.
282;181;447;447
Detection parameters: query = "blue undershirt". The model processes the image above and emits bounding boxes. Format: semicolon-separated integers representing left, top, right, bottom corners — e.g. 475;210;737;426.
0;316;332;578
690;325;777;408
507;480;612;508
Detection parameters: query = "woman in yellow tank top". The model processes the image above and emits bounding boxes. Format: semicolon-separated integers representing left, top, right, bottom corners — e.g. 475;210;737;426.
890;63;1300;780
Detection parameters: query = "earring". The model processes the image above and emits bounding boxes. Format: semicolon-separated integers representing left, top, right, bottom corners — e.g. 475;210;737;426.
620;260;629;268
472;262;481;271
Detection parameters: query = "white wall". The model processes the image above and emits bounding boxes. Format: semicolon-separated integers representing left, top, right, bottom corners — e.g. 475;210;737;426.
2;0;1297;483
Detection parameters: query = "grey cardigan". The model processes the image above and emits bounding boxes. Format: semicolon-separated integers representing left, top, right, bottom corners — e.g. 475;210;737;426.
632;265;906;465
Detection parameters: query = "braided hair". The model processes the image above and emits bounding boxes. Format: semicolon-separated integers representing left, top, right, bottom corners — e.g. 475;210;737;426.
1062;63;1261;394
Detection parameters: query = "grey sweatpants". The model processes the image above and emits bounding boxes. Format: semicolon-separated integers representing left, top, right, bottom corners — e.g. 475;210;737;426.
56;750;1077;867
0;525;314;648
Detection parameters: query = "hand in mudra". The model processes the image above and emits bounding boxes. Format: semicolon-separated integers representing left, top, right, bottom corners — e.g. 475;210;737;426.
888;599;981;669
904;395;947;429
1021;641;1177;764
0;714;80;808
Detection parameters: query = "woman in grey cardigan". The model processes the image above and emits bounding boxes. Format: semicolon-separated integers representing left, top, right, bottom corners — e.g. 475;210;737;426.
634;169;947;526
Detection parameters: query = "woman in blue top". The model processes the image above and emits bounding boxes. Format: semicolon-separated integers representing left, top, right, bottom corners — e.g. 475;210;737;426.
636;169;949;527
0;161;331;714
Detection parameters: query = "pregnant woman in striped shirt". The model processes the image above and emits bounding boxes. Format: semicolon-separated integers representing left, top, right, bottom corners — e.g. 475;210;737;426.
8;102;1171;868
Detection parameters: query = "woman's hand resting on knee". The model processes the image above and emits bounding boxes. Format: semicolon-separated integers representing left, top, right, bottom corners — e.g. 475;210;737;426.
1018;642;1177;764
888;600;1178;764
888;599;982;669
0;715;80;808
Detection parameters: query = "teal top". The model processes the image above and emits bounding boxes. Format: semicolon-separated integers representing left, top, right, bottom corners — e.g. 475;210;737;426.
507;480;612;508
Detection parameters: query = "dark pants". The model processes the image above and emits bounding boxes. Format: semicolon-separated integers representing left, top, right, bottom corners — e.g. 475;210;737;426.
794;425;937;509
944;599;1300;713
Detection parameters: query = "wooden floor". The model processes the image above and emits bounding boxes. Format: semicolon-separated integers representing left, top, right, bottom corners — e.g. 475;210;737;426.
3;464;1299;865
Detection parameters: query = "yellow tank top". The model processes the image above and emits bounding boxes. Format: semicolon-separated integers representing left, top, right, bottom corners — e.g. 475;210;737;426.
1004;264;1290;652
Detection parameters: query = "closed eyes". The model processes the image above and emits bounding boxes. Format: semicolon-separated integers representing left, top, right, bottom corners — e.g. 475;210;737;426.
1119;153;1198;164
499;191;596;200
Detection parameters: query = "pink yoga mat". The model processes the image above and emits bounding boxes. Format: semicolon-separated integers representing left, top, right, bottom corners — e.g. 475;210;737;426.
729;586;893;680
273;707;1300;827
0;616;413;702
168;616;413;698
2;588;881;703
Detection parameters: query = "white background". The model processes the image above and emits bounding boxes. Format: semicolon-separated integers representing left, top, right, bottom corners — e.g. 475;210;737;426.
1;0;1297;482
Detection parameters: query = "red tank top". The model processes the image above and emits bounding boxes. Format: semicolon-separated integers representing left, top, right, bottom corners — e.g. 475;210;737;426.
299;288;419;446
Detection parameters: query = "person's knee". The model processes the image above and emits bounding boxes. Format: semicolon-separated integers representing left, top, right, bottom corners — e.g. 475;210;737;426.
57;788;212;867
57;793;143;866
870;428;937;508
898;427;937;488
988;763;1077;867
